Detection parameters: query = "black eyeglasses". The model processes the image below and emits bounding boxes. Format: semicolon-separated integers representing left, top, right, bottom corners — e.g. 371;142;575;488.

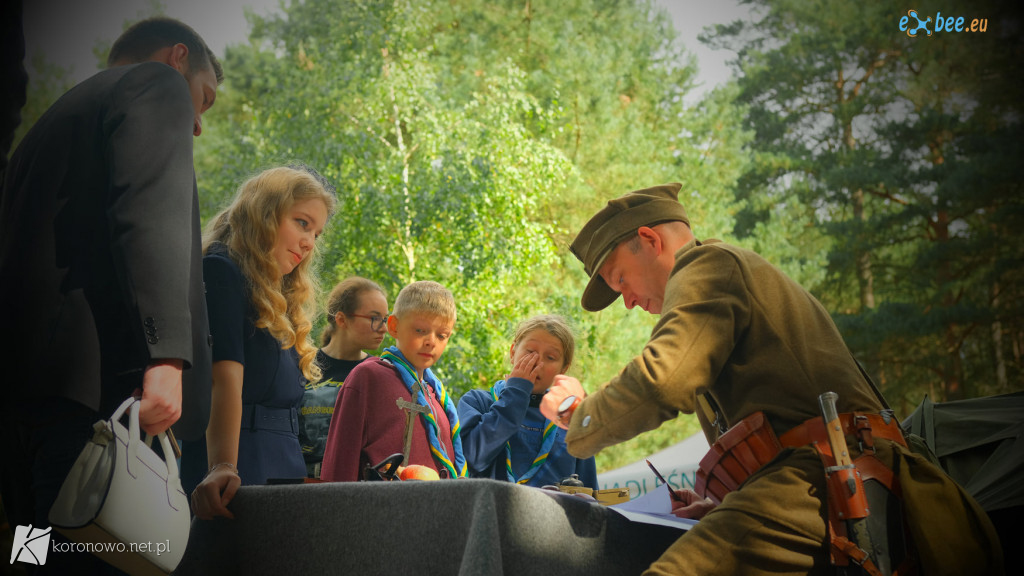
349;313;388;331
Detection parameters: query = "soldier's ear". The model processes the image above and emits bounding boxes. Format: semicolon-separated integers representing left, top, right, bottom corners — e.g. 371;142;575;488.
636;226;663;255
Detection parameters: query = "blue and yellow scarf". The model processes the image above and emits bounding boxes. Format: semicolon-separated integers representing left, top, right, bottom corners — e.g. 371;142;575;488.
381;347;467;478
490;379;557;485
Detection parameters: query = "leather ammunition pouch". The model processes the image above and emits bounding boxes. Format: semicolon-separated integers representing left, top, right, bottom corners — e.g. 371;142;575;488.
694;411;782;505
695;411;914;576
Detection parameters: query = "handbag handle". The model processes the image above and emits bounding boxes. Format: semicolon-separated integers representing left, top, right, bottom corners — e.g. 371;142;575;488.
151;429;181;482
111;397;182;484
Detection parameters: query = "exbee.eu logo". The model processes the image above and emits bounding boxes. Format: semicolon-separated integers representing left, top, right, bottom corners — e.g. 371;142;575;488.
900;9;989;37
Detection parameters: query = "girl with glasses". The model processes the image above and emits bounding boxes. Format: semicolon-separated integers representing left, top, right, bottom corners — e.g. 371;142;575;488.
299;277;389;477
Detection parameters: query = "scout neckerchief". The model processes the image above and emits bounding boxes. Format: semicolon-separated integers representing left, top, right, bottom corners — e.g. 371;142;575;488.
490;379;557;485
380;347;467;478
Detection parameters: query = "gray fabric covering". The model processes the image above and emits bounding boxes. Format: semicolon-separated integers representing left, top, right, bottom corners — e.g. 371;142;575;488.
902;391;1024;512
175;478;681;575
902;391;1024;576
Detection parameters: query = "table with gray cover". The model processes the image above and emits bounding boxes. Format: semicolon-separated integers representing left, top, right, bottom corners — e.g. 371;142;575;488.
175;478;682;575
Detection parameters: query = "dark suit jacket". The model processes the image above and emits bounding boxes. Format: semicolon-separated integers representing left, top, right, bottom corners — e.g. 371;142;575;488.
1;0;26;173
0;62;211;439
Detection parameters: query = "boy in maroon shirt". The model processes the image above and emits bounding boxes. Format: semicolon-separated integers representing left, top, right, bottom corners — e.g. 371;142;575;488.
321;281;466;481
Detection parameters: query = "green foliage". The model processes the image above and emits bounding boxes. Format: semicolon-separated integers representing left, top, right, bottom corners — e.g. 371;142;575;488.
705;0;1024;405
23;0;1016;476
190;0;750;469
204;1;581;396
12;0;752;472
10;54;74;151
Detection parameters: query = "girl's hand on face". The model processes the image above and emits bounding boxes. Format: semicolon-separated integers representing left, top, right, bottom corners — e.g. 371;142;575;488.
508;351;541;383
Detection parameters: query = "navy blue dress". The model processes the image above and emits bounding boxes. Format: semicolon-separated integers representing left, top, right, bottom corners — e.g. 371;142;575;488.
181;244;306;493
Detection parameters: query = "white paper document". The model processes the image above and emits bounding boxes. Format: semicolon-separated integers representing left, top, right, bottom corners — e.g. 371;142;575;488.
607;483;698;531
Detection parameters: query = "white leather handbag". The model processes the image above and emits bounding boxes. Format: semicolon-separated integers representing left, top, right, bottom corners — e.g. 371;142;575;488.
49;396;191;575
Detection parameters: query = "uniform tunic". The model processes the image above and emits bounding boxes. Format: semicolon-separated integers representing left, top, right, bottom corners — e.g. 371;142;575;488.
181;245;306;492
564;239;1002;575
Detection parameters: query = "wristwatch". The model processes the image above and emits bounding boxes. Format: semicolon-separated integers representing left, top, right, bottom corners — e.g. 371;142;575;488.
557;395;581;425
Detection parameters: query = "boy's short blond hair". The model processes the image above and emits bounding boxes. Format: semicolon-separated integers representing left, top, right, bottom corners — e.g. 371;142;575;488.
392;281;457;323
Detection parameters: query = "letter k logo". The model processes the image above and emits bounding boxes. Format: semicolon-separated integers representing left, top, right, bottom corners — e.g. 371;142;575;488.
10;524;51;566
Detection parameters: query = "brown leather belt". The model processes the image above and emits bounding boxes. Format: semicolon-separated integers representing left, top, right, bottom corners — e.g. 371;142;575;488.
695;411;907;504
696;410;913;576
780;412;907;450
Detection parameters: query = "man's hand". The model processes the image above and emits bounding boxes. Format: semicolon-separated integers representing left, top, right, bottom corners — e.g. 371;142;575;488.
540;374;585;428
136;359;183;435
670;489;716;520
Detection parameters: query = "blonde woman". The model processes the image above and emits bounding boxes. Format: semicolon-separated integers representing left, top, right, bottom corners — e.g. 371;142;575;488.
185;166;335;520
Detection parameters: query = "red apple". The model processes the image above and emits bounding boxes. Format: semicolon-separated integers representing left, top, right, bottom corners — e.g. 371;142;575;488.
399;464;440;481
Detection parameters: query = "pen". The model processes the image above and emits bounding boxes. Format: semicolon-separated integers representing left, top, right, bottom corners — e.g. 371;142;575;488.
646;459;683;503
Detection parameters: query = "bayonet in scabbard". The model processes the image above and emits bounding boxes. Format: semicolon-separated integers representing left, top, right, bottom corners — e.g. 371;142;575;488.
818;391;886;575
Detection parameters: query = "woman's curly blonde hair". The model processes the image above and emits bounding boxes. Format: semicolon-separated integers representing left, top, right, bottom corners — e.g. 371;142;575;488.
203;166;337;382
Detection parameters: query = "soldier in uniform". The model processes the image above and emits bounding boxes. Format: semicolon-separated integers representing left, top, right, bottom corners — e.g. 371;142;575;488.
540;183;1002;575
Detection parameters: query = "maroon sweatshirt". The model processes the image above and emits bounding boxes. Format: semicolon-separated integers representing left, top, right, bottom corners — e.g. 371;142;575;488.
321;357;455;481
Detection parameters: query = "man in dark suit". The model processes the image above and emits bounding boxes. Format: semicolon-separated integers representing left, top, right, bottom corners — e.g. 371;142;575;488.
1;0;26;176
0;17;221;573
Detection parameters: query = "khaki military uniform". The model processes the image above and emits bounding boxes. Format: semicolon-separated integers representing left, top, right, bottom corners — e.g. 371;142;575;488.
566;239;1002;575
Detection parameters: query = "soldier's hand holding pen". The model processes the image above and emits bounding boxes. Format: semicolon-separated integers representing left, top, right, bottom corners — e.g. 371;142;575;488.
670;489;715;520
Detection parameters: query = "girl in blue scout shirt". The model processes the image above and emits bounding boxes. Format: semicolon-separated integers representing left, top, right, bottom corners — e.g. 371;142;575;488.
458;314;598;489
